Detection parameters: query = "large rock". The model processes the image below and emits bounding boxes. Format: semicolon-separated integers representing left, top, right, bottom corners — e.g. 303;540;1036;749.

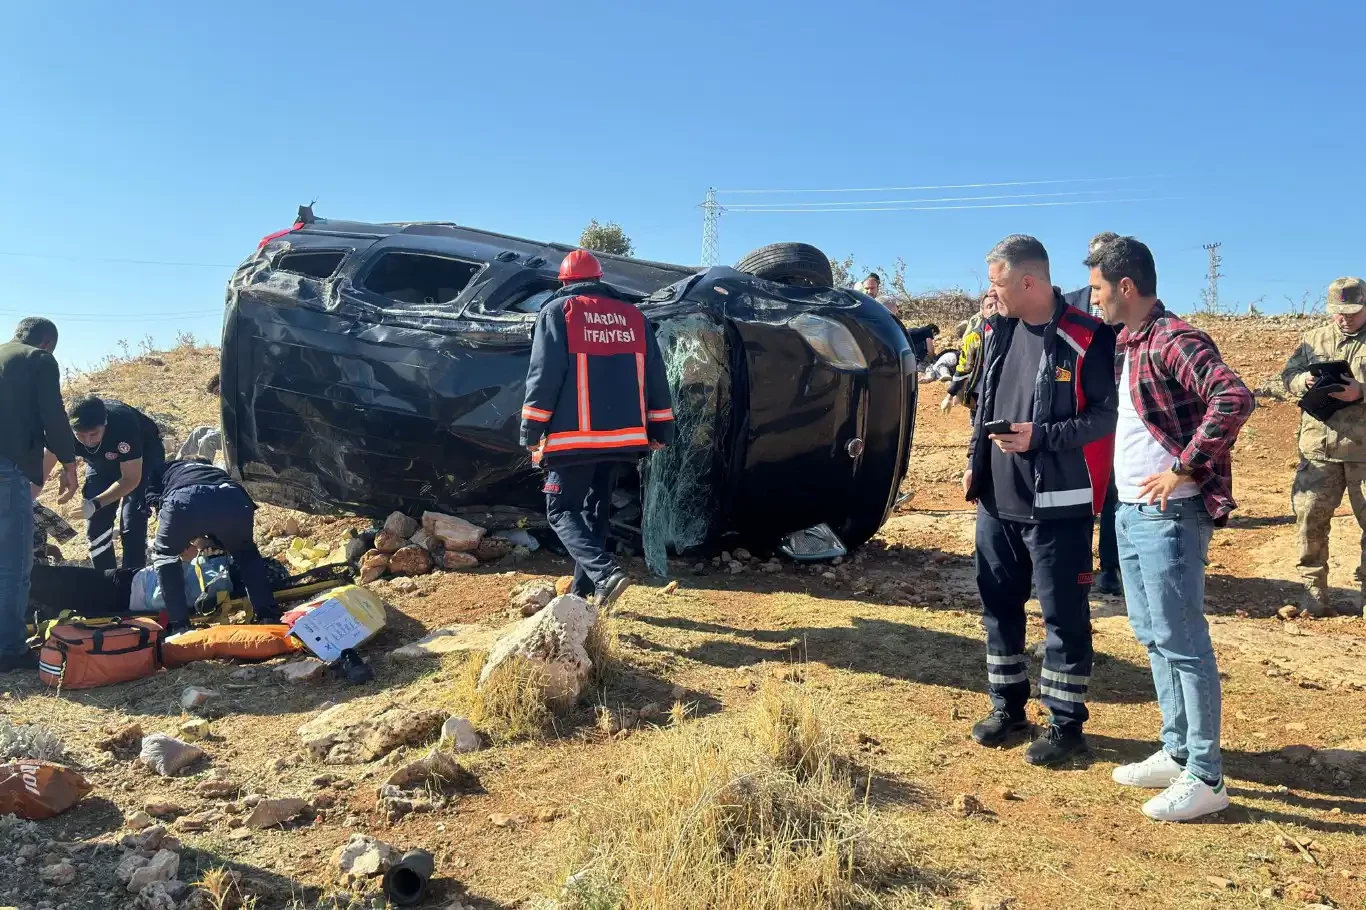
244;797;309;829
127;849;179;893
510;580;556;617
140;734;205;777
389;545;434;577
439;716;482;753
334;834;398;880
438;550;480;571
359;549;390;584
383;511;420;540
300;706;446;764
474;537;514;563
422;512;486;552
409;528;436;551
384;749;476;792
480;595;597;707
389;623;508;661
135;882;181;910
40;862;76;886
275;659;327;683
361;708;446;760
115;854;150;884
374;529;407;554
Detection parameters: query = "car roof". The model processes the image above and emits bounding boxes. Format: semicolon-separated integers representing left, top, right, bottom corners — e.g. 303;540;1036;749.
288;214;700;298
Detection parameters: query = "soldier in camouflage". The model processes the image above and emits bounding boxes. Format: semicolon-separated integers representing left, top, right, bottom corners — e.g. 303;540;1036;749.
1282;277;1366;616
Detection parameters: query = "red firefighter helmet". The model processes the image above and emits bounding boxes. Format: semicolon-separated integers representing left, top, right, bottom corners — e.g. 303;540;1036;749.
558;249;604;283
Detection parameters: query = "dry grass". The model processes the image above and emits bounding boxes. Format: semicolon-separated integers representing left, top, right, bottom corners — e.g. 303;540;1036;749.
753;679;838;781
559;682;918;910
584;613;619;686
448;653;554;743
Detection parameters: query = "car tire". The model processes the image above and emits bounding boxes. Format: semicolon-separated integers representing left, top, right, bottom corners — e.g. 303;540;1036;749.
734;243;834;289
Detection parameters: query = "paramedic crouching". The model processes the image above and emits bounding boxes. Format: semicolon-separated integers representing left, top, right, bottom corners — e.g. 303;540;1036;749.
148;458;280;632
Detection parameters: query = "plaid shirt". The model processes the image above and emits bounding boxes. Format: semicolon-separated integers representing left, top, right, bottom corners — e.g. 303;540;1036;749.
1115;301;1255;522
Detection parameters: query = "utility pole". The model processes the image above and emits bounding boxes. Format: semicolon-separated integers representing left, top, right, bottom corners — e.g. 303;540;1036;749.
700;187;723;267
1202;242;1223;313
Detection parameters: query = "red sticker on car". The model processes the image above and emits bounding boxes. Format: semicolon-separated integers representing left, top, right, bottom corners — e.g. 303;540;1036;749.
1078;572;1094;585
543;482;561;495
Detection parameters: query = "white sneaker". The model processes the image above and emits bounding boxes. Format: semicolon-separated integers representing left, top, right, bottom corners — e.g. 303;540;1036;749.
1142;772;1230;822
1112;749;1184;788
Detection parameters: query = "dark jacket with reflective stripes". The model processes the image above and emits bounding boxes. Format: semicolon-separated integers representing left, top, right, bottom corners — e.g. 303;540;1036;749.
520;281;675;467
966;290;1118;521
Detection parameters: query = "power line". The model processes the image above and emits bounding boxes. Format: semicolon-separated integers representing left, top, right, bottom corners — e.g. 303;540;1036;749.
715;175;1171;195
0;251;237;269
725;189;1142;210
699;187;722;267
726;196;1178;214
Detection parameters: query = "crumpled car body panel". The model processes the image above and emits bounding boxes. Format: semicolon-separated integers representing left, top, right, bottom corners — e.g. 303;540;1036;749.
220;218;915;564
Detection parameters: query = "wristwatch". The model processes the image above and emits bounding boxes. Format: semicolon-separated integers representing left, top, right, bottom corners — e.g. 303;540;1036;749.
1170;460;1194;477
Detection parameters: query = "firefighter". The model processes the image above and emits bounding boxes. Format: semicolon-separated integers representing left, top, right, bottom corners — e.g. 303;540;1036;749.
147;458;280;633
67;396;165;572
520;249;676;609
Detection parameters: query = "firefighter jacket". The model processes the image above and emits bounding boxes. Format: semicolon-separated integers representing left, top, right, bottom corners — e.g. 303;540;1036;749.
1283;322;1366;463
966;291;1118;520
520;281;676;467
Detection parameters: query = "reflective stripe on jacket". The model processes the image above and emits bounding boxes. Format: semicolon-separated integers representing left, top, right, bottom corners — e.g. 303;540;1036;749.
520;281;676;467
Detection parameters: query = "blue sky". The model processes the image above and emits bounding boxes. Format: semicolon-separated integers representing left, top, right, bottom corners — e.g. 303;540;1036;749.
2;1;1362;368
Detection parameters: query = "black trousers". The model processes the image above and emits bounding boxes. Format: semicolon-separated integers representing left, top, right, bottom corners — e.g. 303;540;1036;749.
152;483;277;627
975;507;1095;729
544;461;622;598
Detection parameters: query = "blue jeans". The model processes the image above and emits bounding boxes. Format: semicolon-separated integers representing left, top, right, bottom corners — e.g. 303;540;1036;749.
1115;498;1221;782
0;457;35;658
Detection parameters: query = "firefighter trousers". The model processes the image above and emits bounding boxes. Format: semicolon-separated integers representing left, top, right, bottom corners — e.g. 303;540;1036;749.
544;461;623;598
975;507;1094;729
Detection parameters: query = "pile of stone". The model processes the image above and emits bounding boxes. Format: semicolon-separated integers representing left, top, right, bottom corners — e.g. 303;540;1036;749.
359;511;515;583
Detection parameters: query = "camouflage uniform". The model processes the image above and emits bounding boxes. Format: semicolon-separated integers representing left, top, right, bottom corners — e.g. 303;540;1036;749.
1282;277;1366;611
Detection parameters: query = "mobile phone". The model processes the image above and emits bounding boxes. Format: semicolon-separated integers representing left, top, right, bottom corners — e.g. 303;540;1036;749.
984;419;1013;436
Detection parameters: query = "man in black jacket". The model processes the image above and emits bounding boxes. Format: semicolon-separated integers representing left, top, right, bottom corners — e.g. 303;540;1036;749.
0;318;78;672
965;235;1118;766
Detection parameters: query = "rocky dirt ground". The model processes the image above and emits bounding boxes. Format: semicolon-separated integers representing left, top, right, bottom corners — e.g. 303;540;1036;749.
2;318;1363;910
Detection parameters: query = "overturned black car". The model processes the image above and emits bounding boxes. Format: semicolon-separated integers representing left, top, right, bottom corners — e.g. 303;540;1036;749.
221;209;916;573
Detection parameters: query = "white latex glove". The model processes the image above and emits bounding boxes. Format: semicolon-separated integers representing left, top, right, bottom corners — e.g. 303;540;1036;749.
939;394;956;414
81;498;100;519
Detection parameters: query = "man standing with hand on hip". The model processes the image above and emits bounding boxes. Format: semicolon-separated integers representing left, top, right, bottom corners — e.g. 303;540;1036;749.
1091;237;1253;821
965;235;1117;767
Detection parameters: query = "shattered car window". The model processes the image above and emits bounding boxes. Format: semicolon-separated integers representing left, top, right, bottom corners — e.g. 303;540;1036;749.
641;314;731;576
360;251;482;307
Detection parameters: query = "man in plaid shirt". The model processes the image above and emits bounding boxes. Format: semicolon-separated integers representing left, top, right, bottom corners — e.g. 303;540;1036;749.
1086;237;1253;822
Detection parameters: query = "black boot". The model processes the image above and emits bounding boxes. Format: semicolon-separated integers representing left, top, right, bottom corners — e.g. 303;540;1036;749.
971;708;1030;747
595;569;632;610
1024;725;1088;767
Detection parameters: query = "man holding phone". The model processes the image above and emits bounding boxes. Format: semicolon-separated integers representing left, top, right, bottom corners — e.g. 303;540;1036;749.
1283;277;1366;616
964;235;1117;767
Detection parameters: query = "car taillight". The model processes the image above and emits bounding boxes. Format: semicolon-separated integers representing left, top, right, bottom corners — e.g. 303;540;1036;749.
257;222;304;249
